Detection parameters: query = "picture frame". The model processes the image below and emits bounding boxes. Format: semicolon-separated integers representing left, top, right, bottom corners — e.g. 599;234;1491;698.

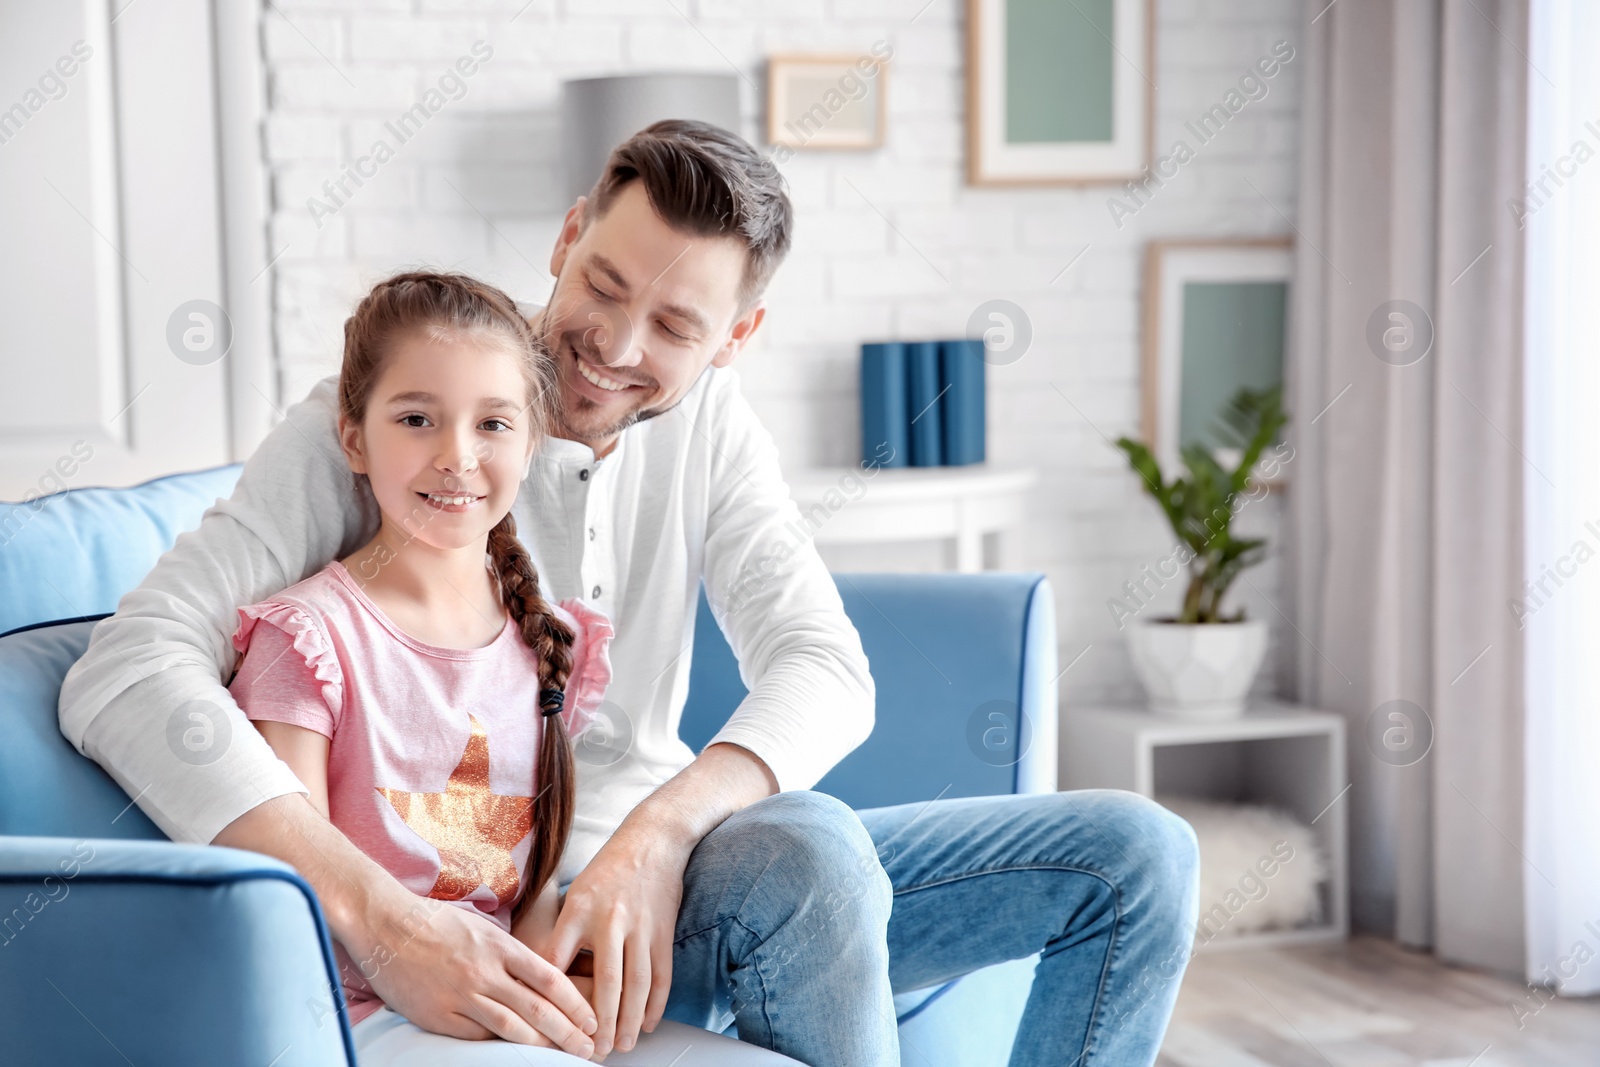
966;0;1154;186
766;53;889;151
1141;238;1294;480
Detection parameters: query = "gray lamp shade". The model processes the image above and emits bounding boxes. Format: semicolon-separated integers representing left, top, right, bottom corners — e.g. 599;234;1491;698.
559;73;742;205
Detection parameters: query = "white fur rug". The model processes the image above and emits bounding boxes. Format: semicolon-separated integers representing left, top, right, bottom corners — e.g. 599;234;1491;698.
1156;793;1327;942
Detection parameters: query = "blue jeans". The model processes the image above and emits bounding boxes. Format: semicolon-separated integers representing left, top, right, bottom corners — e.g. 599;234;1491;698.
662;788;1201;1067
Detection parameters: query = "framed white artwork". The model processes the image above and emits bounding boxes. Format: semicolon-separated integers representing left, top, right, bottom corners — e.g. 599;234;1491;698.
767;52;889;150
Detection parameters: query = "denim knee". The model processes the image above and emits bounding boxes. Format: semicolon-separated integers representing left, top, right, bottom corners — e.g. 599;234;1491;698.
712;793;897;1044
1060;790;1200;919
731;790;892;931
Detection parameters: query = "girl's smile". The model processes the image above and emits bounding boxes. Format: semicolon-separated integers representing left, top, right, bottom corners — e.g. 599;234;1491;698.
417;490;487;514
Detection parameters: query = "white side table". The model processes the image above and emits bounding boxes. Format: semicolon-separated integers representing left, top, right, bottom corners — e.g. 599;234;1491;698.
784;465;1037;572
1061;701;1349;950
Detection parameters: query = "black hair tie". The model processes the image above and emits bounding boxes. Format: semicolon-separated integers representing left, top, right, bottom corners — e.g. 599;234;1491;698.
539;688;565;717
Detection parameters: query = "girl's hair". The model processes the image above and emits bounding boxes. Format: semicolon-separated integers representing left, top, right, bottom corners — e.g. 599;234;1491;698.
338;269;578;910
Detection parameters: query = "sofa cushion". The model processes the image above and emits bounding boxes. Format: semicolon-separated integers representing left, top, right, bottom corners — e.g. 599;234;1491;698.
0;464;243;637
0;618;163;839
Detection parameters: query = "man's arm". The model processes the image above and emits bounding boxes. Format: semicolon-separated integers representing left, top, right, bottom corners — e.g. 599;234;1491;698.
696;366;877;787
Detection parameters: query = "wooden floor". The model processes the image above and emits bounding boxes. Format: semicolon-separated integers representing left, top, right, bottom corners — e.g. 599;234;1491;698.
1159;936;1600;1067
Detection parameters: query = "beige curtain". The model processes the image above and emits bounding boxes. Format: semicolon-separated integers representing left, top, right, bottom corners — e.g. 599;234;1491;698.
1285;0;1528;972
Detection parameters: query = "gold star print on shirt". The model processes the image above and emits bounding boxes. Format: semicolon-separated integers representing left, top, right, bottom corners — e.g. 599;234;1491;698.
376;713;533;907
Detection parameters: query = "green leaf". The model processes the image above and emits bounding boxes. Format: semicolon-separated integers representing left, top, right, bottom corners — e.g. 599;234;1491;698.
1113;384;1291;623
1213;385;1287;494
1116;437;1185;532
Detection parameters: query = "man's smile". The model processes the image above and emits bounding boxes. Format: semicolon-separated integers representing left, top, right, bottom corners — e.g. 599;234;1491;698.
575;357;633;392
564;337;653;402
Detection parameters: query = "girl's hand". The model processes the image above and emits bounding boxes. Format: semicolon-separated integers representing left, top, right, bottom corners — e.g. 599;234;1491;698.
510;876;564;956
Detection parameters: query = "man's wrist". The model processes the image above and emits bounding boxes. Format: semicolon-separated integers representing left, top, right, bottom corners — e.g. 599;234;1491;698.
299;823;429;958
344;875;446;963
614;800;702;861
611;742;778;860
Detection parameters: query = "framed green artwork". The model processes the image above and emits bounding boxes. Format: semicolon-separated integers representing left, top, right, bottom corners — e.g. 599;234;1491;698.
1141;238;1293;478
966;0;1153;185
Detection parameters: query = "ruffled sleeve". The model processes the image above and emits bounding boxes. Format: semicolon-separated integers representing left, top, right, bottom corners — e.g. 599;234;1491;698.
551;598;614;735
228;600;345;738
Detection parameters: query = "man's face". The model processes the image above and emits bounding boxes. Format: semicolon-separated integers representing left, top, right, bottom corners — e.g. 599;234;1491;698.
540;181;766;454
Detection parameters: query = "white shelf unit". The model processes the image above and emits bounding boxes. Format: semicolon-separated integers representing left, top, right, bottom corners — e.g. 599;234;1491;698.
783;465;1037;572
1061;701;1349;951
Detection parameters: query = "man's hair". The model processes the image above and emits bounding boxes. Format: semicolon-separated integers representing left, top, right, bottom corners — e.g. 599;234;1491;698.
583;119;793;310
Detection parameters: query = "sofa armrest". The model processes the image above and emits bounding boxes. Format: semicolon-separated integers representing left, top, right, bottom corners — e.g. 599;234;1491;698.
0;836;355;1066
1016;572;1059;795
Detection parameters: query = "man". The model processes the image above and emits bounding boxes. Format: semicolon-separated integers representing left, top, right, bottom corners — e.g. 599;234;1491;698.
59;120;1198;1065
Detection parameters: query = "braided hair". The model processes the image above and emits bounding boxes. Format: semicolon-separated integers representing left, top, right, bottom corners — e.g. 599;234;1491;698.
488;511;577;903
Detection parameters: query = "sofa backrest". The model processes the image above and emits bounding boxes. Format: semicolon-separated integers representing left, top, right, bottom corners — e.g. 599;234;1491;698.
682;573;1058;809
1;466;247;840
1;464;244;637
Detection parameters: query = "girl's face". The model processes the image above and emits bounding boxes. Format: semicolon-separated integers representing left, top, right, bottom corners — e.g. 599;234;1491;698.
338;326;537;555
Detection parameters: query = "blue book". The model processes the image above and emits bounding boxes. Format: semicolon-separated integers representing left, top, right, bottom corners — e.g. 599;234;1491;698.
860;342;909;468
906;341;945;467
938;339;986;465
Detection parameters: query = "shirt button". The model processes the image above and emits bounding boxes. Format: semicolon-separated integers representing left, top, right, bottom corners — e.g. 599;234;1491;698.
592;585;602;598
588;527;596;541
578;469;589;481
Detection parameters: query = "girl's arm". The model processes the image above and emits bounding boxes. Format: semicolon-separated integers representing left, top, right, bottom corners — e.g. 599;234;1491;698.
252;721;332;819
512;880;596;1009
510;876;563;954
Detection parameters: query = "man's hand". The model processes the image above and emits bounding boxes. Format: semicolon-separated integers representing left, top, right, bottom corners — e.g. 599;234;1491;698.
540;821;691;1058
352;884;599;1053
214;793;598;1054
540;743;779;1057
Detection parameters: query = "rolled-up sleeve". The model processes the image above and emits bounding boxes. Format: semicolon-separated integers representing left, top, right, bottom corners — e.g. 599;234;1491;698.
698;376;875;792
56;375;379;844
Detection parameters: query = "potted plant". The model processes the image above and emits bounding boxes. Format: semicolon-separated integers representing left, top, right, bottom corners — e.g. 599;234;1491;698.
1114;386;1289;719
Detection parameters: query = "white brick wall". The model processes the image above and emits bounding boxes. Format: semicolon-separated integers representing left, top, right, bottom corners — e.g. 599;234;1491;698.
258;0;1303;708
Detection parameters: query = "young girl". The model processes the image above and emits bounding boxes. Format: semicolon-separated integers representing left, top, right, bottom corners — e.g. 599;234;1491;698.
225;271;614;1053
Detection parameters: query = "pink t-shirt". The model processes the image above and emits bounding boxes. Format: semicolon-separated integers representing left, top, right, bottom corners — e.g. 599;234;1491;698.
225;559;614;1028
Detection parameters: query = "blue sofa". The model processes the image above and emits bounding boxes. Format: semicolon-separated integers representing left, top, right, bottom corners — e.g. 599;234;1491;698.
0;464;1058;1066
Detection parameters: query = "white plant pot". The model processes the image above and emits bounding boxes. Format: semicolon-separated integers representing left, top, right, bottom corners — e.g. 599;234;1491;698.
1126;618;1268;719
